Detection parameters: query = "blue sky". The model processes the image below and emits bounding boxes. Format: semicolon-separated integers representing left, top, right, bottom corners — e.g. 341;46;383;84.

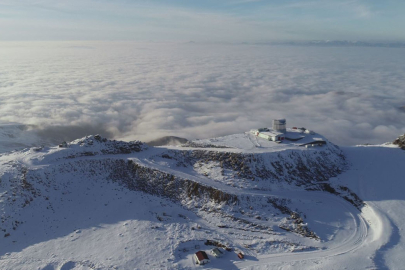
0;0;404;42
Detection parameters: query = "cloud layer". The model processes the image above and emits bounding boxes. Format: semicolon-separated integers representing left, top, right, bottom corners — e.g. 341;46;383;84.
0;41;404;146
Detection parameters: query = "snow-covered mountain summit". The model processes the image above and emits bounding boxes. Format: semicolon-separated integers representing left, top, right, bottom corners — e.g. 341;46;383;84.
0;131;404;269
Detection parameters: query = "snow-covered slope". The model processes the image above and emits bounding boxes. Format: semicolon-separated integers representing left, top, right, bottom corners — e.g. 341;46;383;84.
0;132;404;269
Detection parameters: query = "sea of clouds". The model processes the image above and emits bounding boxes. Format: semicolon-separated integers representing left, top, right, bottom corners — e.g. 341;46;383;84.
0;41;404;146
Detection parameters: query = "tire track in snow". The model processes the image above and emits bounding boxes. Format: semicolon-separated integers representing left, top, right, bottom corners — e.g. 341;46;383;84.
234;201;369;269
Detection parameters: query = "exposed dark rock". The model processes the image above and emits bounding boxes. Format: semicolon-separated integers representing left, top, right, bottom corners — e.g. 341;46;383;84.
163;146;346;186
267;197;319;239
393;134;405;150
181;142;231;149
204;240;228;248
63;135;146;159
306;183;364;210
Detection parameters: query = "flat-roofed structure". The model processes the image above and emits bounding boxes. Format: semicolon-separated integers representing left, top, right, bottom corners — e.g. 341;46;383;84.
258;131;285;141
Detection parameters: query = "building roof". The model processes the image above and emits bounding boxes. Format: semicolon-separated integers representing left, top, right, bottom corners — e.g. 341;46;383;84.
212;248;223;255
260;131;284;137
273;119;286;124
195;251;209;261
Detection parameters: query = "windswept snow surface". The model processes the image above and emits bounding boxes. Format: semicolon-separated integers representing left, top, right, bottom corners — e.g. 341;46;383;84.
0;133;404;269
335;145;405;270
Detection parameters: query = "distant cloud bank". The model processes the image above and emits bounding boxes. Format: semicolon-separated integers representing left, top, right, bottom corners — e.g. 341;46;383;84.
256;40;405;48
0;41;404;146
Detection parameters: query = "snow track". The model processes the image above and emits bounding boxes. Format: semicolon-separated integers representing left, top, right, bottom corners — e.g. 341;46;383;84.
232;193;381;270
235;209;368;268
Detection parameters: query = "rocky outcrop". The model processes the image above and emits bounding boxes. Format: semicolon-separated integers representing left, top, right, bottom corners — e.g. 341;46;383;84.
306;183;364;210
393;134;405;150
38;158;238;206
157;144;362;209
54;135;147;160
267;197;319;239
181;142;231;149
162;144;347;188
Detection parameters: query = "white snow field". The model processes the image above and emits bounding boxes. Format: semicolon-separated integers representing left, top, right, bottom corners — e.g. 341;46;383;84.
0;130;404;270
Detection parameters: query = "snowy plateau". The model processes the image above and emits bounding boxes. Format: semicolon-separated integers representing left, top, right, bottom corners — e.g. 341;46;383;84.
0;127;404;270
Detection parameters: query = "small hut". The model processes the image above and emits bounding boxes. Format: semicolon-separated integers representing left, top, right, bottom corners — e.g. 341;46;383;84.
194;251;209;265
211;248;223;258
